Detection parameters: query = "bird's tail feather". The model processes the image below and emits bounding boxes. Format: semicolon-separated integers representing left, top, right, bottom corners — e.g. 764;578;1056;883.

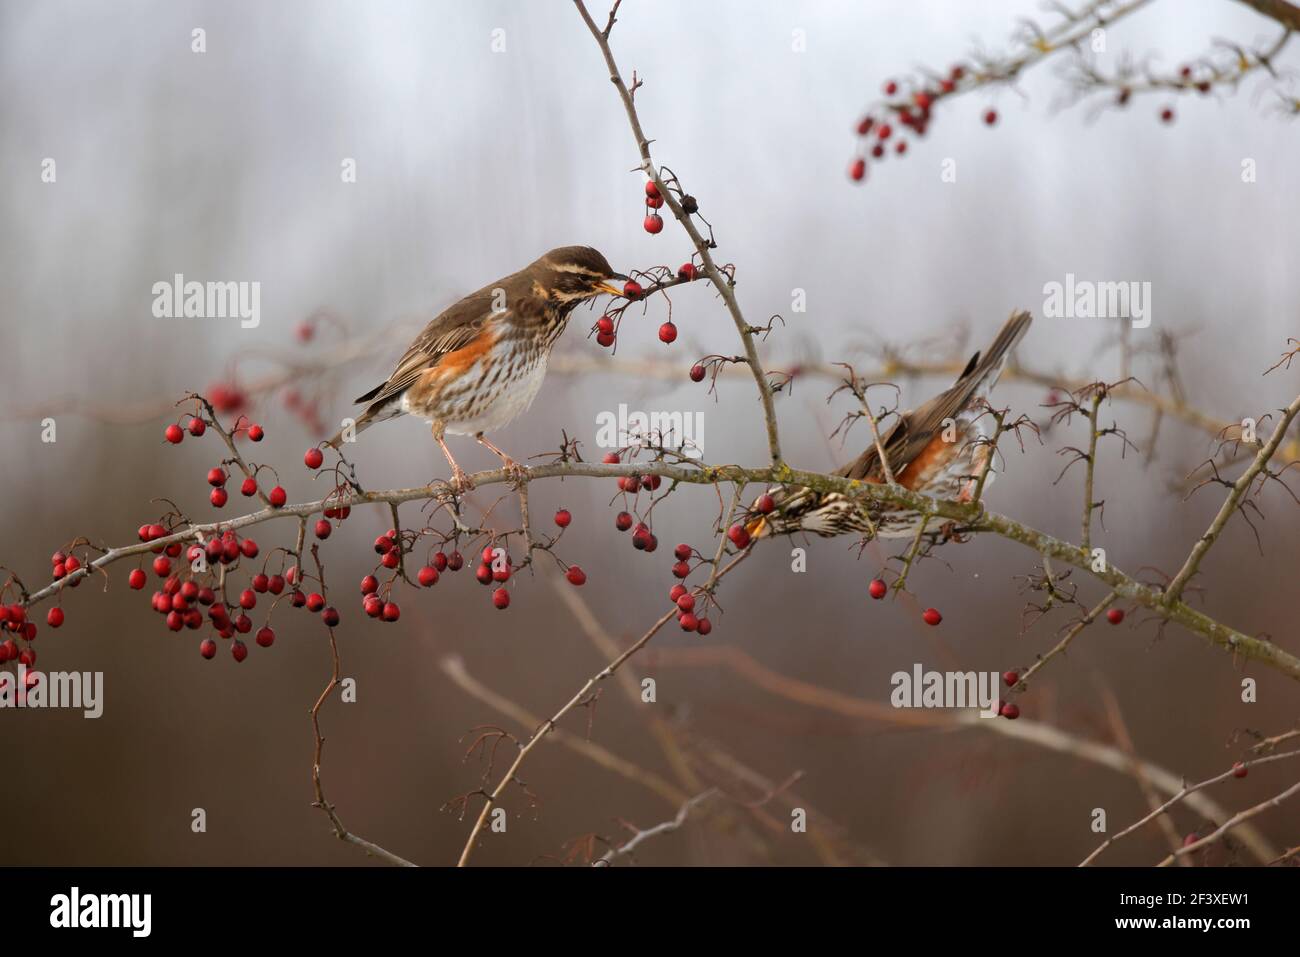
325;400;392;450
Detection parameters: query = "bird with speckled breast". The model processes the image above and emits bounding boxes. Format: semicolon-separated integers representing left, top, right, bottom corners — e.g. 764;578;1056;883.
327;246;628;489
749;311;1033;540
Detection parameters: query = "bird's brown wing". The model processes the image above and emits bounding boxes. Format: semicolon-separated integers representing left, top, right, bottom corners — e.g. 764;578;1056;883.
354;285;500;408
837;310;1032;482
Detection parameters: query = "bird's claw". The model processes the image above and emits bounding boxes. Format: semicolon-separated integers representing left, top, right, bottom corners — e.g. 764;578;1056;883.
500;458;529;487
448;466;475;493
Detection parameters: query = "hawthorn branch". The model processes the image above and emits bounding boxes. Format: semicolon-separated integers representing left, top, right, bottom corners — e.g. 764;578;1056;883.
20;455;1300;682
1078;748;1300;866
1163;391;1300;603
574;0;784;467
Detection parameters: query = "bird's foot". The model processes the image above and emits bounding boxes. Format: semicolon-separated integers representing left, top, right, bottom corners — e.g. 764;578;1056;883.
447;465;475;493
499;457;529;488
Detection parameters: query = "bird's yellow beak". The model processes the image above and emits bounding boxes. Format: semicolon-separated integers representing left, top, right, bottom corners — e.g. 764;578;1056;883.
746;516;768;539
596;280;627;298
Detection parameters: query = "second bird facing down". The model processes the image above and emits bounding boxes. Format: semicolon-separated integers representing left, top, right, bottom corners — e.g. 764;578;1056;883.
328;245;628;489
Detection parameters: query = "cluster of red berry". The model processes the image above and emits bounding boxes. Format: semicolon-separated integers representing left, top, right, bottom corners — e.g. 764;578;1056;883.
642;181;665;233
667;542;712;635
592;263;699;353
848;66;998;183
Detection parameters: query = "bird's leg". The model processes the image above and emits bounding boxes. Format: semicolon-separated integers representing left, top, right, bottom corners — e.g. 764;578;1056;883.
432;425;473;492
475;433;528;485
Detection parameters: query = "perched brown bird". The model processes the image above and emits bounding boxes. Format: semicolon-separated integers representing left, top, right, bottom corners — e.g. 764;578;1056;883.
750;310;1033;539
328;246;627;488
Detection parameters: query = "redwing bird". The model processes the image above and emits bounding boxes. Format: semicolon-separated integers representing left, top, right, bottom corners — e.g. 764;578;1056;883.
749;310;1033;539
328;246;628;489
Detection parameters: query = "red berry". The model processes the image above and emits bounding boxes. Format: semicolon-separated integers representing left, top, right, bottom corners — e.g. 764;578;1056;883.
673;543;692;561
658;321;677;344
922;607;942;626
883;80;897;95
678;612;699;632
727;524;751;550
677;262;697;281
622;280;643;299
199;638;217;659
983;109;998;126
231;639;248;662
868;578;887;600
870;143;885;159
187;417;206;437
304;448;324;469
128;568;147;590
268;486;287;508
676;593;696;613
153;556;171;577
381;601;401;622
207;466;227;487
1003;670;1019;687
1159;106;1174;124
447;551;464;571
240;539;258;559
364;596;383;618
418;565;439;587
321;606;340;627
247;424;264;442
234;613;252;634
46;607;64;628
596;331;616;348
492;588;510;610
256;626;275;648
643;213;664;234
689;363;706;383
669;584;688;603
554;509;572;528
913;90;932;110
696;617;712;636
645;192;664;209
645;180;661;200
849;158;866;182
475;563;493;586
210;487;228;508
306;592;325;612
239;589;256;610
315;519;332;539
1232;761;1248;779
251;573;269;593
999;702;1020;720
615;511;633;532
856;116;874;136
566;565;587;586
267;576;284;595
1107;608;1124;625
360;575;379;594
165;423;184;444
755;493;775;515
432;552;449;572
380;550;400;570
240;476;257;497
672;561;690;579
596;316;615;336
894;140;907;155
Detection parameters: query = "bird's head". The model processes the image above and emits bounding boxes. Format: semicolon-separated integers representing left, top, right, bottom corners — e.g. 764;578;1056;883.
534;245;629;302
